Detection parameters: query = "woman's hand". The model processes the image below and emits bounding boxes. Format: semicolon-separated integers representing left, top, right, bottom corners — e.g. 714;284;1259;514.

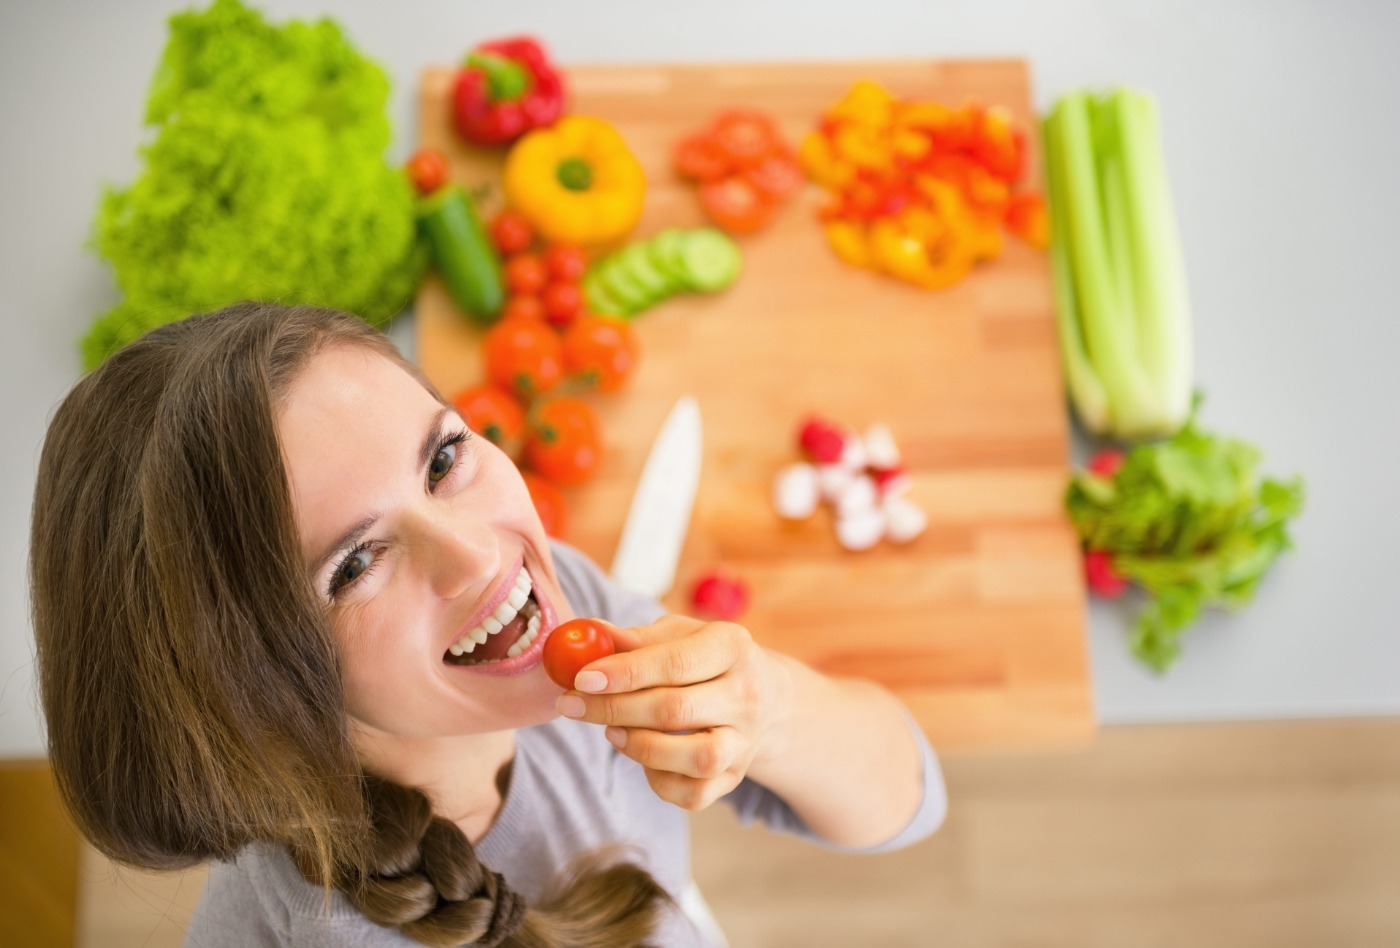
554;614;794;811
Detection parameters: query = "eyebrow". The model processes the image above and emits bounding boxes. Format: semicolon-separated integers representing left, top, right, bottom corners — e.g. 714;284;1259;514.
310;406;450;575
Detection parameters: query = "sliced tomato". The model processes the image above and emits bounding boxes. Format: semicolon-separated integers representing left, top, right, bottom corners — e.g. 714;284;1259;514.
710;109;781;167
742;151;805;202
673;131;733;183
698;175;775;235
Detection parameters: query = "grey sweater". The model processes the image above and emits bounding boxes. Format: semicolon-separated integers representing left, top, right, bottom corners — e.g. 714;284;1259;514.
184;542;946;946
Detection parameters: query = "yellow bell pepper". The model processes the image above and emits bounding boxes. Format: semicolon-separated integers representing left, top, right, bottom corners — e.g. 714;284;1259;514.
502;116;646;248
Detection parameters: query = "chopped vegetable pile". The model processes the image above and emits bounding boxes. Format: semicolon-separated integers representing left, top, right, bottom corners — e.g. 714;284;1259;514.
1066;410;1305;672
83;0;424;369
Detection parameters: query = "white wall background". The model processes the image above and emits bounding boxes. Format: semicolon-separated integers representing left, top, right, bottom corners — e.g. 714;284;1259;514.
2;0;1397;756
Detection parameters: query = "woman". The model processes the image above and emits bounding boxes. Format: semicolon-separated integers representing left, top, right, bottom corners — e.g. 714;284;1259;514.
30;302;945;946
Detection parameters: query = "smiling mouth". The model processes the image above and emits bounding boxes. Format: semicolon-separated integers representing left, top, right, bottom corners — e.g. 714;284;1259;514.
443;568;542;666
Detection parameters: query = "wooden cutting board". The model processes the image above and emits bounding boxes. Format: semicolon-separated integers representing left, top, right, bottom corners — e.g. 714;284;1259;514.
415;59;1095;750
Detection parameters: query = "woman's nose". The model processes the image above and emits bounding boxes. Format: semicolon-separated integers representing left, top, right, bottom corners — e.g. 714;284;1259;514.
407;507;498;601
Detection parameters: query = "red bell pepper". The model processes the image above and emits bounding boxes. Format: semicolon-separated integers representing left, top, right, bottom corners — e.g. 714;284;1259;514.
452;36;566;147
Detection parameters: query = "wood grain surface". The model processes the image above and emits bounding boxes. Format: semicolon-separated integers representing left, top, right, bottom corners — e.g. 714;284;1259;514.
415;59;1094;749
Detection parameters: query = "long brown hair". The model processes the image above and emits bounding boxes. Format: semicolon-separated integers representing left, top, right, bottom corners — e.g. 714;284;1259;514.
30;302;667;946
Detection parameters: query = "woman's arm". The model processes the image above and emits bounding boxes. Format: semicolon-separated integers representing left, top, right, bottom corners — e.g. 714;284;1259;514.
555;615;933;850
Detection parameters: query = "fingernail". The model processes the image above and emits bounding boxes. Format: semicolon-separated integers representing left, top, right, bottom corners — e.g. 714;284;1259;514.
574;670;607;693
605;726;627;749
556;695;585;719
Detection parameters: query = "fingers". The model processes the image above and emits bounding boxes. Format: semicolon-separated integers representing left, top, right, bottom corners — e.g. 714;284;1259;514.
578;619;750;695
606;725;745;781
564;681;736;731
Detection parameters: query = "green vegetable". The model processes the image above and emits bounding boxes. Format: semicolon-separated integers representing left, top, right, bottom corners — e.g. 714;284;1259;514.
1066;407;1305;672
583;227;742;317
1044;89;1193;441
416;185;504;322
82;0;424;369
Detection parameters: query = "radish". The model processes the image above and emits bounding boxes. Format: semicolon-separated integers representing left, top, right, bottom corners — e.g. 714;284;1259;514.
798;416;846;463
835;507;885;551
863;424;901;469
772;463;820;520
883;495;927;544
1084;550;1129;597
834;473;878;518
691;570;750;620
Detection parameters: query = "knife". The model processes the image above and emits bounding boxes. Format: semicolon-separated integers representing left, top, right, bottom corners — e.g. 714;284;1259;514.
609;396;703;599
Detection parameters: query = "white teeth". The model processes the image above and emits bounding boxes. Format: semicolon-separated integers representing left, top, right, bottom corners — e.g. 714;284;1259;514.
447;567;539;659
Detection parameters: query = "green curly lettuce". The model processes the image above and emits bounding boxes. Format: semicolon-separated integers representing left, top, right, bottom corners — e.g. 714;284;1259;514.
83;0;425;369
1067;413;1306;672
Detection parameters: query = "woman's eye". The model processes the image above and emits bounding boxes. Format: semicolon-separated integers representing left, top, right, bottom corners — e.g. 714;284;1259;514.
332;547;374;592
428;440;458;485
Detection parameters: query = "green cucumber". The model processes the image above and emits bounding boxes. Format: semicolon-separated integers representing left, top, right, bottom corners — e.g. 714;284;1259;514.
647;229;691;287
416;185;504;323
596;255;654;314
617;243;681;301
583;269;632;318
675;228;742;292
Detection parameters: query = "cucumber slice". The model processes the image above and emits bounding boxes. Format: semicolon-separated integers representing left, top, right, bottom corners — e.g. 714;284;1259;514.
595;256;654;315
676;228;743;292
647;229;692;287
583;268;632;318
617;243;681;301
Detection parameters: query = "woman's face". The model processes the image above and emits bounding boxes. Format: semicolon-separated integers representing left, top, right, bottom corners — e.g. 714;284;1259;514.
277;344;573;740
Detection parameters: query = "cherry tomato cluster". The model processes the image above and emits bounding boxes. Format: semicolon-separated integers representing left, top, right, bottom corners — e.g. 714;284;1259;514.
452;210;642;539
673;109;806;235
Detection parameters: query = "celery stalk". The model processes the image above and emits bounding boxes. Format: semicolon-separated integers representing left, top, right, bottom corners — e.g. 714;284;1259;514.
1044;89;1194;441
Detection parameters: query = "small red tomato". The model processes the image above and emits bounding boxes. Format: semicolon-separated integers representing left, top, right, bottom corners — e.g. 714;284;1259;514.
542;282;584;328
406;148;449;195
491;210;535;256
525;397;603;486
691;570;749;621
501;294;547;323
563;315;639;392
1088;449;1126;479
482;318;565;400
1084;550;1129;598
521;471;568;539
543;617;616;689
543;244;588;284
504;253;550;296
451;384;525;453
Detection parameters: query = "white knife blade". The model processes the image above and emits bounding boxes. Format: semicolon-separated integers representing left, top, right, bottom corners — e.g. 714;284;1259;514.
609;396;703;599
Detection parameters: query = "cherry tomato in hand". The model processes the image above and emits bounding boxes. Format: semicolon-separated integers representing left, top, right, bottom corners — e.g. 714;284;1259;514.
542;282;584;328
501;294;546;323
563;315;638;392
699;175;775;235
490;210;535;256
525;397;603;486
521;471;569;539
451;383;525;452
543;618;616;689
406;148;449;195
504;253;550;296
482;318;565;400
543;244;588;283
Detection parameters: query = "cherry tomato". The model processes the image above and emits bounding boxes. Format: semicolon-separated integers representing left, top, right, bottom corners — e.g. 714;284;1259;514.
742;151;805;202
451;383;525;452
490;210;535;256
482;318;565;400
521;471;568;539
562;315;638;392
501;294;547;323
543;617;616;689
698;175;775;235
673;131;733;182
691;570;749;621
504;253;550;296
710;109;780;166
406;148;449;195
543;244;588;283
541;282;584;328
525;397;603;486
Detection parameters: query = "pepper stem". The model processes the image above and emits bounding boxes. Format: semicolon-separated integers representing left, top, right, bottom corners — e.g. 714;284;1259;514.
466;52;531;103
556;158;594;192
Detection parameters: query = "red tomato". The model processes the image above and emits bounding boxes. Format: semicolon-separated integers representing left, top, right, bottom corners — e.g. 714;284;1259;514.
543;617;616;689
563;315;639;392
504;253;550;296
482;318;565;400
501;294;546;322
406;148;449;195
542;282;584;328
451;384;525;453
490;210;535;256
710;109;781;166
521;471;568;539
742;151;805;203
698;175;775;234
673;132;733;182
691;570;749;621
543;244;588;283
525;397;603;486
